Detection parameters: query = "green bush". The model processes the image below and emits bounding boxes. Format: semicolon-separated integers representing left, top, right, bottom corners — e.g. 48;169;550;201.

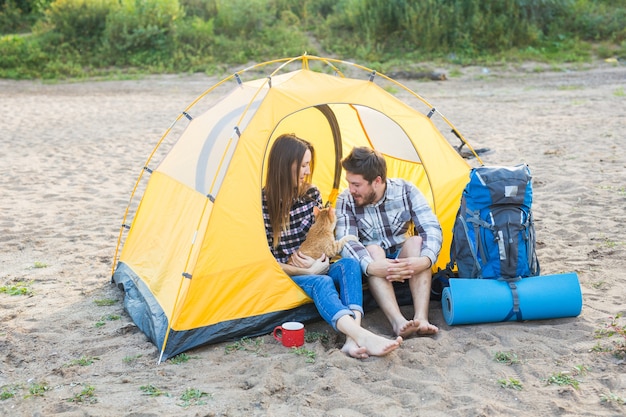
175;15;214;55
0;0;53;33
567;0;626;42
103;0;182;65
203;0;313;64
212;0;277;39
1;1;25;33
0;34;48;78
43;0;115;49
179;0;216;20
323;0;576;59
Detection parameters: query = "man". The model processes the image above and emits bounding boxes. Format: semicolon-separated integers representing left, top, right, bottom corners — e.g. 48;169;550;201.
335;146;442;338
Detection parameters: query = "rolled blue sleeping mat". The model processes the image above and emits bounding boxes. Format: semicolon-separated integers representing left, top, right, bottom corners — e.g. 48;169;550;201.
441;272;582;326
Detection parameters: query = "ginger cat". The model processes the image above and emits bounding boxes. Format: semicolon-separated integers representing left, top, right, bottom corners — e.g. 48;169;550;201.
298;206;358;259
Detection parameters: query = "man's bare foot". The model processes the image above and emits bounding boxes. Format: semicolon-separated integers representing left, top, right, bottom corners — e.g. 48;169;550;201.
414;319;439;335
394;319;421;338
341;338;369;359
357;333;402;357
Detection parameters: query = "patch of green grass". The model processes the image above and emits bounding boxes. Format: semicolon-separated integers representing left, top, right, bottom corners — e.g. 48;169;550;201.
602;238;620;248
304;331;330;345
68;385;96;404
613;87;625;97
178;387;211;408
589;341;612;353
224;337;265;356
600;391;625;406
557;84;583;91
594;314;626;359
493;351;520;365
0;281;33;296
0;384;21;400
25;382;49;398
290;347;316;363
0;390;15;400
95;314;121;327
67;356;99;367
598;185;626;197
123;354;142;364
590;280;606;290
546;371;580;390
448;68;462;78
140;384;168;397
572;364;589;376
498;377;523;390
170;353;192;364
33;261;48;269
94;298;117;306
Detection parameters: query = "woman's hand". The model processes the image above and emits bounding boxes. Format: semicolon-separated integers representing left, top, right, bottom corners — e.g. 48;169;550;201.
289;251;315;268
284;253;329;276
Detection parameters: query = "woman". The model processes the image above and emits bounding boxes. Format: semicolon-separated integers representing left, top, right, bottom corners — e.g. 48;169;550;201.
263;133;402;358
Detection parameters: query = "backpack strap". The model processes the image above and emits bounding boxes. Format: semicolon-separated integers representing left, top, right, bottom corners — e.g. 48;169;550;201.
466;209;492;277
501;277;523;321
450;198;484;277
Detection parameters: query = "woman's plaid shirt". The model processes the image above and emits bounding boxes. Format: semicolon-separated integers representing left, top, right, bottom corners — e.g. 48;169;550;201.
262;186;322;264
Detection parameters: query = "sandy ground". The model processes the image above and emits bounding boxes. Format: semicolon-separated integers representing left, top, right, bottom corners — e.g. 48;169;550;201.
1;62;625;416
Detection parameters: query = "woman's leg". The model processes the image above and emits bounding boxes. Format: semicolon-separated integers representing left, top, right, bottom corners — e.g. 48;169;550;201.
290;273;401;358
290;274;353;330
328;258;363;316
327;259;402;357
335;315;402;357
327;259;368;357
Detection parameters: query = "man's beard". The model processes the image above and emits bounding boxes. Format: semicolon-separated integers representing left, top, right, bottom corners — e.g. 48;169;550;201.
353;189;377;207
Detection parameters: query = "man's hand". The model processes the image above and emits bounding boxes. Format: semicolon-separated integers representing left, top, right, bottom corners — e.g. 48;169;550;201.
366;259;412;282
366;256;432;282
385;259;415;282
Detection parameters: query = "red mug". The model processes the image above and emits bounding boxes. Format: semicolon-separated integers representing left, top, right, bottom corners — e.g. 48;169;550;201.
273;321;305;347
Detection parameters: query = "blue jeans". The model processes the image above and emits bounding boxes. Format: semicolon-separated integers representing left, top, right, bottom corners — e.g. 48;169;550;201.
290;258;364;331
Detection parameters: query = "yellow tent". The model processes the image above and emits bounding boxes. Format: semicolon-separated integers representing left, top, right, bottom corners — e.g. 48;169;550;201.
111;55;482;361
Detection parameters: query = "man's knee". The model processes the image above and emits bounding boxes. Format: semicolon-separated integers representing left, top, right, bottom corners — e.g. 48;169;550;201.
366;244;386;259
402;235;422;256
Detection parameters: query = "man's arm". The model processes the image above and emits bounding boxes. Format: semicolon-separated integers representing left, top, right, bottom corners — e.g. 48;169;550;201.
407;182;442;267
335;192;374;275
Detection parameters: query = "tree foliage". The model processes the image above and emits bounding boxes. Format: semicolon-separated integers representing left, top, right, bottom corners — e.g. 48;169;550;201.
0;0;624;79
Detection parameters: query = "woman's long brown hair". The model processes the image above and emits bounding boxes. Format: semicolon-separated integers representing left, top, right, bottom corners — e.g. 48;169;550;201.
264;133;315;248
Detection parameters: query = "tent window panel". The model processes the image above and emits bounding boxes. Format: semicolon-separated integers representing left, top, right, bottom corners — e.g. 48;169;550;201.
157;87;266;196
352;105;421;163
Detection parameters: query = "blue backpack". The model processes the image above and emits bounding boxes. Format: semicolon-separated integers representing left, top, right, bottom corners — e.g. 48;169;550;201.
448;164;540;279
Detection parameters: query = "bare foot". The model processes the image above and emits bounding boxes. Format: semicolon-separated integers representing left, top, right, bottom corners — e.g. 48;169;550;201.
341;338;369;359
414;319;439;335
394;319;421;338
357;333;402;357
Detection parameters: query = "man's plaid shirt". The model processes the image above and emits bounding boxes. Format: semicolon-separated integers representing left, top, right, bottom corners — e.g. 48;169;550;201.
335;178;442;274
262;186;322;264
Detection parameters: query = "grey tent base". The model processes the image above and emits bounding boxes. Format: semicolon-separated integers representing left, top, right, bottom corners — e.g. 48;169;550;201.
112;262;414;361
112;262;321;360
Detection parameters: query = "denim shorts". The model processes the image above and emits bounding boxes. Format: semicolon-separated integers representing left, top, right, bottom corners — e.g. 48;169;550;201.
385;245;402;259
